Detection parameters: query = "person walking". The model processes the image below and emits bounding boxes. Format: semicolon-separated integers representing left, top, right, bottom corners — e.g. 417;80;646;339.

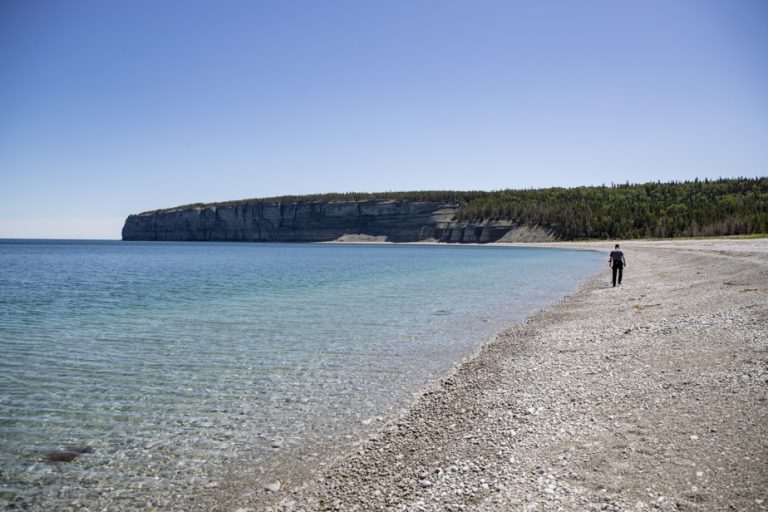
609;244;626;287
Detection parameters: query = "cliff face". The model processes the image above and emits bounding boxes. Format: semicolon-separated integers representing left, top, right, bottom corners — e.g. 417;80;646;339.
121;200;556;243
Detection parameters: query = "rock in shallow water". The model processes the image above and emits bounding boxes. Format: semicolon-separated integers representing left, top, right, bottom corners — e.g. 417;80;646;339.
43;451;80;463
65;445;94;454
42;445;94;463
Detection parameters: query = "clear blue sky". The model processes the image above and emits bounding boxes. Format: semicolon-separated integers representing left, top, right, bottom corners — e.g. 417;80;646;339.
1;0;766;238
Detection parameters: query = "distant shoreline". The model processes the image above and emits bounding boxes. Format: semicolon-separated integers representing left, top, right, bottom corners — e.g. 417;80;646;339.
0;233;768;247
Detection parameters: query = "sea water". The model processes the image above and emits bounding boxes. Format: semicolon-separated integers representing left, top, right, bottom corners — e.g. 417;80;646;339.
0;240;602;509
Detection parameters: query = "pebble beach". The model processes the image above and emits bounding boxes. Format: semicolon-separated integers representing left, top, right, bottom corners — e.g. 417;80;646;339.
247;239;768;511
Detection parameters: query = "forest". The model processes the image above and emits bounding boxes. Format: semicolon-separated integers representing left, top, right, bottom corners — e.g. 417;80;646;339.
455;177;768;239
151;177;767;240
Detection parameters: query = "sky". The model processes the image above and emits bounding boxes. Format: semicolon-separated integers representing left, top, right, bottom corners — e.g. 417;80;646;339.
1;0;767;239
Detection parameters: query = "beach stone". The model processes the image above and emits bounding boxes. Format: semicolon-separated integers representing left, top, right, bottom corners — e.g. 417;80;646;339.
264;481;281;493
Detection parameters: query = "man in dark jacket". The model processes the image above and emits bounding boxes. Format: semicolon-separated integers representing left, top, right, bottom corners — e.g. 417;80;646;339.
609;244;627;287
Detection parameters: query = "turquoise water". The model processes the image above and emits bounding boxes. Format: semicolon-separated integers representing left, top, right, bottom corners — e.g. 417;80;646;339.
0;240;602;509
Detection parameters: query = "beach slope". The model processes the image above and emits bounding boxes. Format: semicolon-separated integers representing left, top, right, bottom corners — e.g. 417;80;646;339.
270;240;767;511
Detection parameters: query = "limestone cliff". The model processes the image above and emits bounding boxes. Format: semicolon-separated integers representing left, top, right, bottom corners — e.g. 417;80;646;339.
121;200;556;243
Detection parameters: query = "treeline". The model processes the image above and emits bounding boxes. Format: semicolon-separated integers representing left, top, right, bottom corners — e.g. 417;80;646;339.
455;177;768;239
148;190;487;214
145;177;767;239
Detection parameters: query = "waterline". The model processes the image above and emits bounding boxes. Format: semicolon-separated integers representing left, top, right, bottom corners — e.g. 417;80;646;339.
0;241;602;509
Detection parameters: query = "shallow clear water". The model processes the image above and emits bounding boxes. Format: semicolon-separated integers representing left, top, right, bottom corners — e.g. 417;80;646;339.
0;240;602;509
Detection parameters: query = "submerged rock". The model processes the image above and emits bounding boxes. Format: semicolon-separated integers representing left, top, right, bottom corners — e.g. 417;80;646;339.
43;451;80;463
42;445;94;463
65;445;95;454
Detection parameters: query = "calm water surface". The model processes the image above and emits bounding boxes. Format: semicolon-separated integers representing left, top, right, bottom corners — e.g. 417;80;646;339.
0;240;602;509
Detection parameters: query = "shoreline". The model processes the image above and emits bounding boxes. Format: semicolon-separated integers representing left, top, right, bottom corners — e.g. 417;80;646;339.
205;244;605;511
245;238;768;511
1;241;600;512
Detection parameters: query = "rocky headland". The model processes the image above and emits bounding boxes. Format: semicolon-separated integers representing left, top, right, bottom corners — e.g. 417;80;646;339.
121;179;768;242
121;200;556;243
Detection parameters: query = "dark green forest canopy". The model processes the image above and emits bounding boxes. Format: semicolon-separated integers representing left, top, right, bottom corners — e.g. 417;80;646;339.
143;177;767;240
148;190;489;211
456;177;768;239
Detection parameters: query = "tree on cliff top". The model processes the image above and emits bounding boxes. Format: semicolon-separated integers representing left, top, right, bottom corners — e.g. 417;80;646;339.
140;177;767;240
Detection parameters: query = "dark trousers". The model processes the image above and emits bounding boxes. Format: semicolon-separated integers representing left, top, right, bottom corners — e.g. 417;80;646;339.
612;262;623;286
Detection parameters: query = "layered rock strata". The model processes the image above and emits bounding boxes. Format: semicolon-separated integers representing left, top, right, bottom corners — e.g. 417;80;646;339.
121;200;556;243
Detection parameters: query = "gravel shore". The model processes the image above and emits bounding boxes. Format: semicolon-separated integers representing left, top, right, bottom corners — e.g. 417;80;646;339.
250;239;767;512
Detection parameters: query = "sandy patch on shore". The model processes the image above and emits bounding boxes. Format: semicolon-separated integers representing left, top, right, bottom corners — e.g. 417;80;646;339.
252;239;767;512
